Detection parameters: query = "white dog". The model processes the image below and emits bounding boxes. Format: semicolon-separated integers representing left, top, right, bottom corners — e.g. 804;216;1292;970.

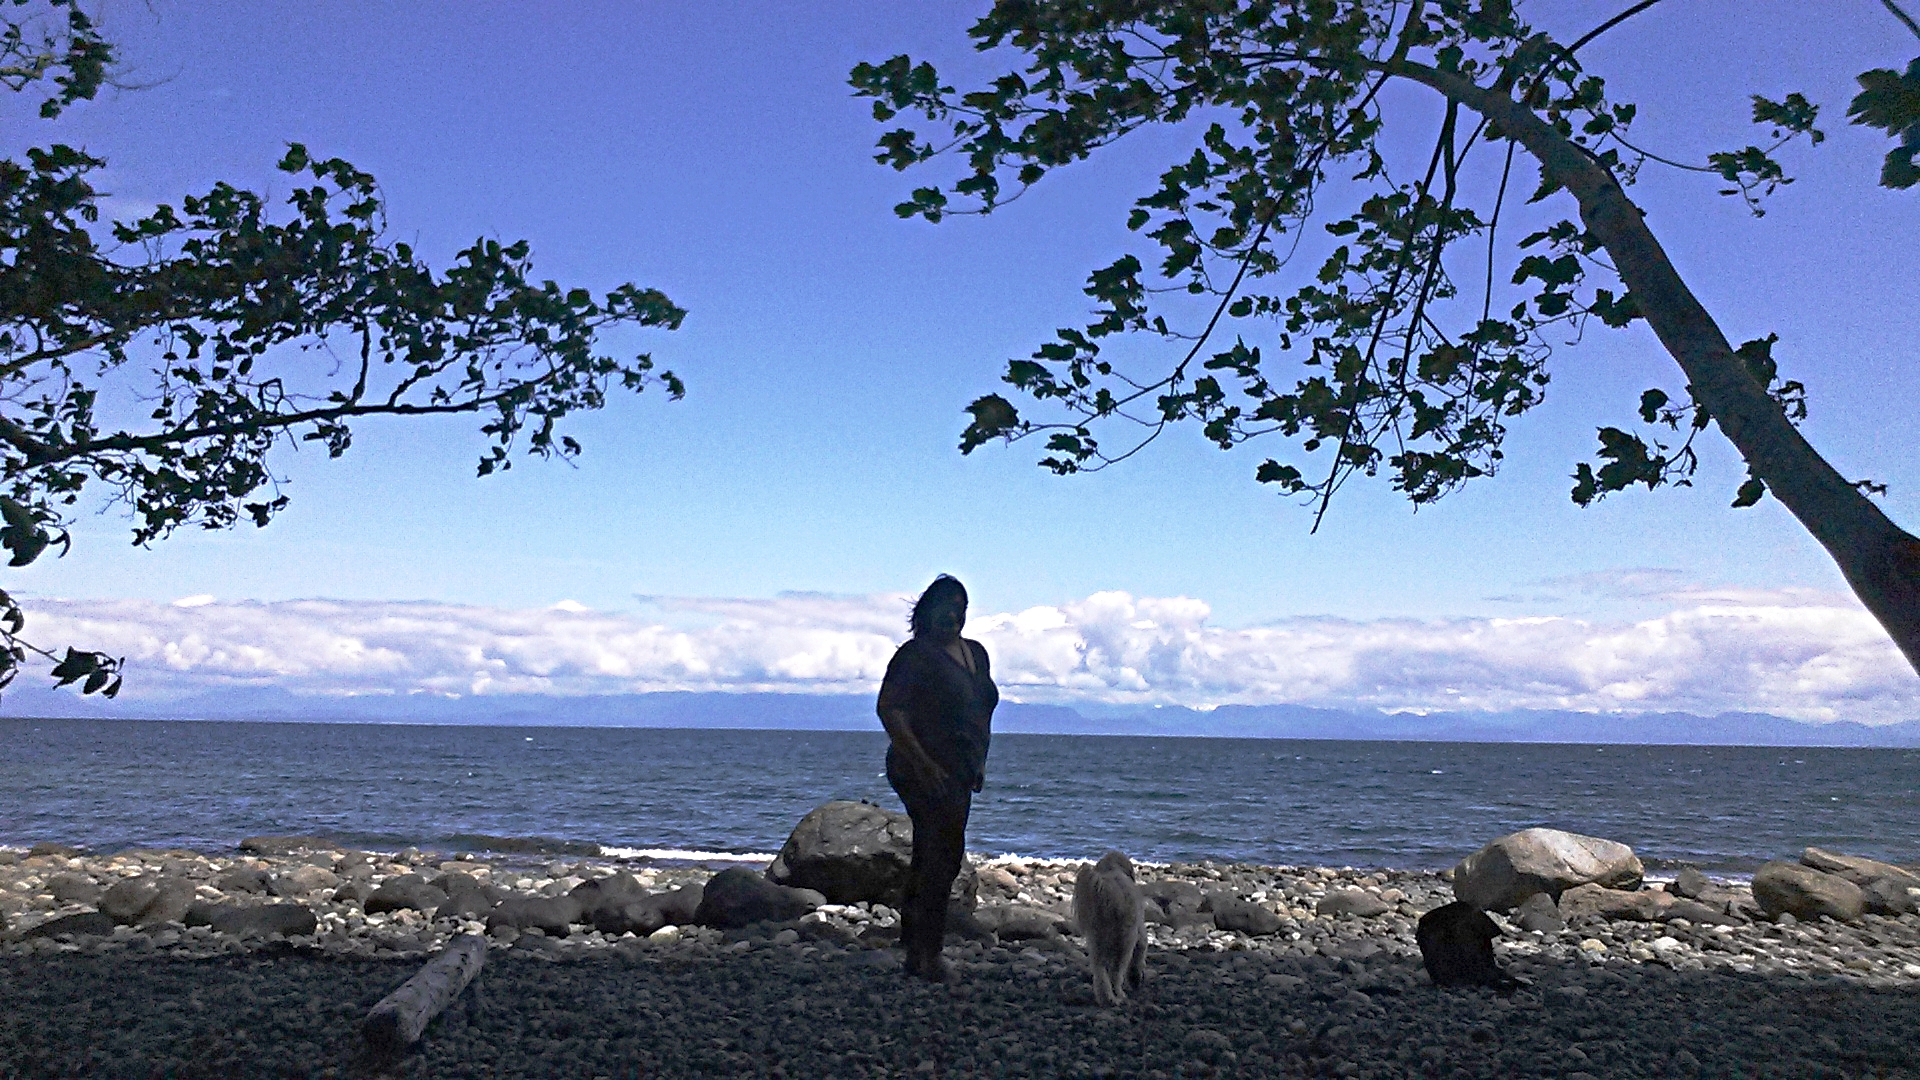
1074;850;1148;1005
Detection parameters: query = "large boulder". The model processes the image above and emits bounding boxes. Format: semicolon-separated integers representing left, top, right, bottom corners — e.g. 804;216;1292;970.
487;895;583;937
270;865;339;897
1801;848;1920;914
766;801;913;904
217;866;271;895
694;867;821;929
1753;861;1864;922
766;800;977;910
100;877;197;926
1416;902;1512;988
583;877;705;937
1452;828;1643;911
1558;883;1674;923
435;872;502;918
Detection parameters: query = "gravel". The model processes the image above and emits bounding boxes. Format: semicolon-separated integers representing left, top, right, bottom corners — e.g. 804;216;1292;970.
5;846;1920;1078
3;939;1918;1079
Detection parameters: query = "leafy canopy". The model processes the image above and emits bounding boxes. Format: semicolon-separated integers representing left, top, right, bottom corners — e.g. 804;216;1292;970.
852;0;1911;527
0;0;685;698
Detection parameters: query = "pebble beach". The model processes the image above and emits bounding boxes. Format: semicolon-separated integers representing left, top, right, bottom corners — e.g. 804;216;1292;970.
4;840;1920;1078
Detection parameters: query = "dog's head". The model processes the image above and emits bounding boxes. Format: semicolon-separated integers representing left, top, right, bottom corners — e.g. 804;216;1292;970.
1093;850;1135;880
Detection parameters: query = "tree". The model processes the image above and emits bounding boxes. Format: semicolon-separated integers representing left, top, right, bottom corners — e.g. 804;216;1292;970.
1;0;686;697
851;0;1920;676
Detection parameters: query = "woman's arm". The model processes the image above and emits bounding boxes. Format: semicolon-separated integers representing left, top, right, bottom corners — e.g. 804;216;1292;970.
878;705;949;788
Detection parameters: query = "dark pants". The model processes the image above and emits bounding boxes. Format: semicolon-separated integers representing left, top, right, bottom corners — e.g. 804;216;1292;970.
889;766;972;961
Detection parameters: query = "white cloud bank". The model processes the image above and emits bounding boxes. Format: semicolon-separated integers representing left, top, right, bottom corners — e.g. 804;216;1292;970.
17;583;1920;723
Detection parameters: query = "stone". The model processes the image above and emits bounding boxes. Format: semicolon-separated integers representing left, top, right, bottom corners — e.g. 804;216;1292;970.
23;911;116;939
487;895;583;938
1672;866;1711;899
974;902;1068;941
1416;901;1513;988
1451;828;1643;911
1317;889;1390;918
270;865;339;896
190;903;318;938
1558;883;1674;923
1213;897;1284;935
767;801;918;905
1139;880;1208;927
98;876;195;926
333;880;372;905
435;873;500;919
570;871;646;911
978;865;1019;895
1799;849;1920;915
135;879;197;927
238;836;341;856
1801;847;1920;890
100;878;159;923
1860;876;1918;917
45;872;100;905
26;842;83;858
218;867;271;894
1753;861;1864;922
364;874;450;915
1665;898;1742;926
1514;891;1565;933
694;867;820;929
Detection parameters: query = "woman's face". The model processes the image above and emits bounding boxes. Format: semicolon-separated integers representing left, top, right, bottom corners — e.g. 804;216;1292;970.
925;594;966;640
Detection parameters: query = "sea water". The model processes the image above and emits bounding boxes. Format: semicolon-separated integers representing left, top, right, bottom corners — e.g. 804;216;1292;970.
2;718;1916;872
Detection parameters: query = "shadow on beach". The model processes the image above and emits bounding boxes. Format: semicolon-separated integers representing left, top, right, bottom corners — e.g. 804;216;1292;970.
2;942;1915;1080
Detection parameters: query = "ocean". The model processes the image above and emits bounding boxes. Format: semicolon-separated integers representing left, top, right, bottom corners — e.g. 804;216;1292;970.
3;718;1917;873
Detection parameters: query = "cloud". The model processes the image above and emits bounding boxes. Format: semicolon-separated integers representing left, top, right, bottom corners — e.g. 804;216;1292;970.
14;584;1918;723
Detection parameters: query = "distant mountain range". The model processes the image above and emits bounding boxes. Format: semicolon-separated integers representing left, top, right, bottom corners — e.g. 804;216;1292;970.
3;684;1916;747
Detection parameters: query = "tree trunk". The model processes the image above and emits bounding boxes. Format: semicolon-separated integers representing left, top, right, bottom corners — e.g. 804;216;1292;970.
1391;59;1920;678
363;933;486;1054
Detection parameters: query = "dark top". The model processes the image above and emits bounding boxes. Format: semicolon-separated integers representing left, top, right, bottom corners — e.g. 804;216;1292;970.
876;636;998;793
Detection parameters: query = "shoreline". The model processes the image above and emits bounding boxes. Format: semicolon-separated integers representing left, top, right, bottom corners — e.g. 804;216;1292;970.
5;842;1920;1078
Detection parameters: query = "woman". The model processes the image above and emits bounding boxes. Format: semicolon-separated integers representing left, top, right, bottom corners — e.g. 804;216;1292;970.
876;574;998;982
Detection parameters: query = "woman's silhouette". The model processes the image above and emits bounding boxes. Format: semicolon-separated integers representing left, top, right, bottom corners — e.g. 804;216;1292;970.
876;574;998;982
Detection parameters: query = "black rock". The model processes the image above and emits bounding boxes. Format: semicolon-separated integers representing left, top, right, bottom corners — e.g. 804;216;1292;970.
766;801;914;905
217;867;271;894
1213;897;1285;935
135;879;197;927
436;873;501;919
1416;901;1516;989
1515;891;1565;933
24;911;117;939
591;897;670;937
487;895;582;937
212;903;318;938
237;836;341;856
364;874;450;915
447;834;601;857
656;882;704;926
694;867;820;929
99;879;159;923
570;871;646;911
1139;880;1208;926
332;880;372;905
45;872;100;905
1861;876;1918;916
943;903;998;943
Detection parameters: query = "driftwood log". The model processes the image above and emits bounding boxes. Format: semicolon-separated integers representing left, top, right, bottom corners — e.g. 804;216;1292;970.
363;934;486;1053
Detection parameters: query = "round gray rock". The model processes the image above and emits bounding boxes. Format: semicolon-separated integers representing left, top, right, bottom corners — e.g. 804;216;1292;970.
1452;828;1644;911
1753;861;1864;922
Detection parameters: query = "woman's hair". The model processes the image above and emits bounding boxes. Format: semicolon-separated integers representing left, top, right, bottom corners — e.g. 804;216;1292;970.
909;574;969;637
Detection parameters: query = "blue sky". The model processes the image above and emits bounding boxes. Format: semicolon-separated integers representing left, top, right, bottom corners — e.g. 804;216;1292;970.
4;1;1918;721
